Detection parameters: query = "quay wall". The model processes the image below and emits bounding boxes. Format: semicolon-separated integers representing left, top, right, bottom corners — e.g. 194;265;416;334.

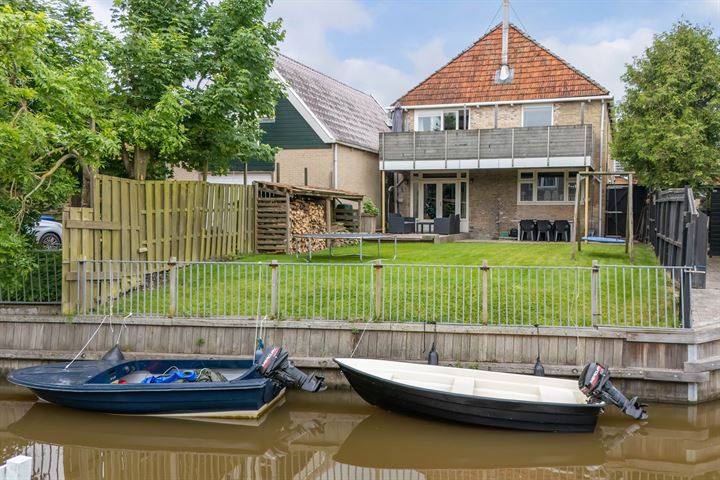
1;314;720;404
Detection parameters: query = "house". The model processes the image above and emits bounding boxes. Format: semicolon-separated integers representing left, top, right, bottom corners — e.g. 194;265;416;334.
382;20;613;237
177;54;390;208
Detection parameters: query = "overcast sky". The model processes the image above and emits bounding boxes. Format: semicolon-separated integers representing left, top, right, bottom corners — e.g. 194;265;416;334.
88;0;719;105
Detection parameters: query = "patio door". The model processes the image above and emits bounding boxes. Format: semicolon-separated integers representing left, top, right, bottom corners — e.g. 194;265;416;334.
417;174;469;232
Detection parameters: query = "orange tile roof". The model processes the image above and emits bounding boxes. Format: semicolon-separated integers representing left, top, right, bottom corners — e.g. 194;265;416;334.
398;24;609;106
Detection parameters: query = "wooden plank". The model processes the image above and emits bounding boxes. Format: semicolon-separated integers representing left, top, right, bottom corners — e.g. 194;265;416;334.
144;182;154;261
63;219;122;230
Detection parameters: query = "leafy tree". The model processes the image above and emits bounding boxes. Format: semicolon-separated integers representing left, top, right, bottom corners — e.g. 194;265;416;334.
110;0;283;180
613;21;720;190
0;1;116;281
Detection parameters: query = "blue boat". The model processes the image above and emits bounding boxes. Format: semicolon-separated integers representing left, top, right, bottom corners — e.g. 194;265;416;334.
8;345;325;418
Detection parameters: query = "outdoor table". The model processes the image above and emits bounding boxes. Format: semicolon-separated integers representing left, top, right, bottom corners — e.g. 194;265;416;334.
416;220;434;233
296;233;398;261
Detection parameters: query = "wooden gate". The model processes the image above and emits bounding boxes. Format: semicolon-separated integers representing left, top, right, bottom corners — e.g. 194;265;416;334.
62;175;255;313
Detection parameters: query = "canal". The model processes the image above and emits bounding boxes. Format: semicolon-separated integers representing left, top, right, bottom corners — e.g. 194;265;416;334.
1;384;719;480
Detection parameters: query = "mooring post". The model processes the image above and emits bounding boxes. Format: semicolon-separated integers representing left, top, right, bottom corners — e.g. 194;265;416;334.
269;260;279;318
591;260;600;326
0;455;33;480
481;260;489;325
374;260;383;320
167;256;178;318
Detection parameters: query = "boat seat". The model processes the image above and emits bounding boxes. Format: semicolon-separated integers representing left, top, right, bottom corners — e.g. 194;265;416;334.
539;387;578;404
450;376;476;395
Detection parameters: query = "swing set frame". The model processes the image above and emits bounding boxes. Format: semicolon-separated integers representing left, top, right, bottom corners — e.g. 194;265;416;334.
571;171;634;263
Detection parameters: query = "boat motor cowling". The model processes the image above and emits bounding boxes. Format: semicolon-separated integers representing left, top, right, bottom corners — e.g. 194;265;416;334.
258;346;326;392
579;362;648;420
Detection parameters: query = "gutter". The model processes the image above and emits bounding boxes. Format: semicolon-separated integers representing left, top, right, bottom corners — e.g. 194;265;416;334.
402;94;614;110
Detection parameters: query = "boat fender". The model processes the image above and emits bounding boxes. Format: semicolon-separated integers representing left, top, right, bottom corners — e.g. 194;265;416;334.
254;338;265;365
101;344;125;363
427;342;439;366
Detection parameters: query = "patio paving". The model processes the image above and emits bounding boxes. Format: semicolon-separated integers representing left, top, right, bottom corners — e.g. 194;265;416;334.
691;256;720;328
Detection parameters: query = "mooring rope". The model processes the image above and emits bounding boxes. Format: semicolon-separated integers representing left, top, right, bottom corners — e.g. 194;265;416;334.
65;314;109;370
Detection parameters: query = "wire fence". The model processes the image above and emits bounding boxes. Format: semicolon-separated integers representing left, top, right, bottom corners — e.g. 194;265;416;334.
0;250;62;304
73;259;692;328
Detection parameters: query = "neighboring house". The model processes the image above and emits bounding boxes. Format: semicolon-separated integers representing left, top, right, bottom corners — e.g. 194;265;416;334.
177;54;390;208
382;22;613;237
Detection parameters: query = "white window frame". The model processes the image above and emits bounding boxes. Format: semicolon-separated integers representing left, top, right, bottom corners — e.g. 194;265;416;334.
521;104;554;128
415;109;469;131
517;170;579;205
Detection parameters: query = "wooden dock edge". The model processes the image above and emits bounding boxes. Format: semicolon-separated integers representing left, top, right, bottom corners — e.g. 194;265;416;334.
1;315;719;404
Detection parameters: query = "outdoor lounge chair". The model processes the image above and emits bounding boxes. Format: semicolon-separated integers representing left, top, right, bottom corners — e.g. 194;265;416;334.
519;220;535;241
434;214;460;235
388;213;415;234
536;220;552;241
554;220;571;242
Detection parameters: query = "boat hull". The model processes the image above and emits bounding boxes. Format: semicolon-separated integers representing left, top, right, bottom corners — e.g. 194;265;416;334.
335;360;603;433
9;359;284;418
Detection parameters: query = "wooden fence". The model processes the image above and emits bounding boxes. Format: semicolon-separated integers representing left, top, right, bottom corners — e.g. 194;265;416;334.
61;175;255;313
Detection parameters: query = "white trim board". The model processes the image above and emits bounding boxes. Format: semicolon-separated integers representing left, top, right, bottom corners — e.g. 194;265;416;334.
271;69;335;144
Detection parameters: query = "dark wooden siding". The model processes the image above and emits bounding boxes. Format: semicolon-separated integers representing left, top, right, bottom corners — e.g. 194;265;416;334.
261;97;330;150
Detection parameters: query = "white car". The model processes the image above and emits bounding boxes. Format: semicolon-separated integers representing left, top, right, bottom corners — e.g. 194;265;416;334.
33;217;62;249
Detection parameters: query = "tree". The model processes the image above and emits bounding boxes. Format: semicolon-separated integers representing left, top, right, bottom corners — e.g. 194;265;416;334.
110;0;283;180
0;1;117;281
613;21;720;190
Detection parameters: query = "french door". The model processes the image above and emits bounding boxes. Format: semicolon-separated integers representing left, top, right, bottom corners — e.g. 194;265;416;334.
417;175;468;232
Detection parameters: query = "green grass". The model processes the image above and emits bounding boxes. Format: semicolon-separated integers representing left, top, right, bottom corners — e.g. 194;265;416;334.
104;242;682;328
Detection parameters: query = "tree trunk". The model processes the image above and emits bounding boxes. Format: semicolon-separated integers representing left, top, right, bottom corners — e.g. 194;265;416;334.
134;147;150;181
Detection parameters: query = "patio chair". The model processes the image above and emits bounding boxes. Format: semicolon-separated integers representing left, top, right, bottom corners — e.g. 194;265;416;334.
434;214;460;235
536;220;552;241
388;213;416;234
519;220;535;241
554;220;571;242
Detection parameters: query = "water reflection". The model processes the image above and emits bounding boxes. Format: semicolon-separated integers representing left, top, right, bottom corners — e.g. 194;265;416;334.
1;389;719;479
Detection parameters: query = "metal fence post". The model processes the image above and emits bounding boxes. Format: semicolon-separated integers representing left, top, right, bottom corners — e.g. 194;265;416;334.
270;260;279;318
168;257;177;318
374;260;383;320
481;260;489;325
682;267;692;328
77;256;87;315
591;260;599;326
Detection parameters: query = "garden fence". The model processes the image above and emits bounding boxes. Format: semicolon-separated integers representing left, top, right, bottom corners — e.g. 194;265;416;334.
0;250;61;304
73;259;693;328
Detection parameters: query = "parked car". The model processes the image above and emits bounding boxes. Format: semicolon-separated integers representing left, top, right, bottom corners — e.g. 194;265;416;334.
33;217;62;249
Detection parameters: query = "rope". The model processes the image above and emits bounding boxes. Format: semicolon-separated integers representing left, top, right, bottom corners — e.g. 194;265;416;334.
350;320;372;358
65;315;109;370
115;312;133;345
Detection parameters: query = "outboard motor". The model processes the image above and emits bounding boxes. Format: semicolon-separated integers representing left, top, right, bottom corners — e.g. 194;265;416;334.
579;362;648;420
258;346;326;392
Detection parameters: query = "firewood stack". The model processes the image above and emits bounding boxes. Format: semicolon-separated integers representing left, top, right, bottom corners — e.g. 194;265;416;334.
289;198;356;253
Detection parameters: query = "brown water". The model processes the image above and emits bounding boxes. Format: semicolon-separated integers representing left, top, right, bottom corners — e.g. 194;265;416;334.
1;384;719;480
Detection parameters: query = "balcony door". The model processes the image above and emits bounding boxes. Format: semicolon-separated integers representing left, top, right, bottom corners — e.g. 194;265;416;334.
416;173;469;232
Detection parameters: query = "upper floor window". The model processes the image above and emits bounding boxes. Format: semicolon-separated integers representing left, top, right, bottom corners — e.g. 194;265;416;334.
416;109;468;132
522;105;553;127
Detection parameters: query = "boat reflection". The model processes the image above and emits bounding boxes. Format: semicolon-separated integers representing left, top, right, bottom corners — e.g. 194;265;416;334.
2;393;720;480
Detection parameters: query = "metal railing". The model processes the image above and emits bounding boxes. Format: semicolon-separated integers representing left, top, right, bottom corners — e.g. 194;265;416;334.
0;250;62;304
74;259;692;328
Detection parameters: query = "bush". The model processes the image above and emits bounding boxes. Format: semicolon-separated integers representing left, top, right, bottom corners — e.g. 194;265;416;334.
362;199;379;216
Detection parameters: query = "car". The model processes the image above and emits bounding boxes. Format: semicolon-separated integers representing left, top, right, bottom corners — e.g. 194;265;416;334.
33;217;62;249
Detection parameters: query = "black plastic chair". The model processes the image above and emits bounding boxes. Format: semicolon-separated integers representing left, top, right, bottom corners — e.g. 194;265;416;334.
519;220;535;241
434;214;460;235
536;220;552;241
554;220;571;242
388;213;416;234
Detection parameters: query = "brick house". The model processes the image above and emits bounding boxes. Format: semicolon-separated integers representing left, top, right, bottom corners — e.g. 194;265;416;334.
382;22;613;237
178;54;390;208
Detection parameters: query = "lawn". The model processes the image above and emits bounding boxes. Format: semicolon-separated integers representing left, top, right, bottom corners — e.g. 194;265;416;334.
104;241;683;328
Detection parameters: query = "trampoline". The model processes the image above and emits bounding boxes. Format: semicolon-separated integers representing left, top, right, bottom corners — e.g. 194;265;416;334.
296;233;397;261
582;236;625;244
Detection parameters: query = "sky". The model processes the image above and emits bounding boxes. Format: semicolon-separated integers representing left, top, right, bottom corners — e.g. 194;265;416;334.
87;0;719;105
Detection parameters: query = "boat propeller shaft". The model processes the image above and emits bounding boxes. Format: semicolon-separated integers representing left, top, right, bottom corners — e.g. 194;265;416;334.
258;346;326;392
579;362;648;420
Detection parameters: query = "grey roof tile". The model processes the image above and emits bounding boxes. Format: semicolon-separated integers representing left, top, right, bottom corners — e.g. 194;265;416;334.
275;54;390;152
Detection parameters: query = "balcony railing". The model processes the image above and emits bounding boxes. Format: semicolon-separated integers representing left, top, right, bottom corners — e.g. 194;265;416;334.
379;124;593;171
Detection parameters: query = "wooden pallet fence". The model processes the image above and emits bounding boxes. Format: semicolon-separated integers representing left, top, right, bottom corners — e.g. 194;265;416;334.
62;175;255;313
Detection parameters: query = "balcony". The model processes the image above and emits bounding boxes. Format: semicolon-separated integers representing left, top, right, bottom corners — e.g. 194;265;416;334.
379;124;594;171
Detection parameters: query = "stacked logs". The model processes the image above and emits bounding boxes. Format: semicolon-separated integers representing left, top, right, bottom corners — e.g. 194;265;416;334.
289;198;357;254
290;199;327;253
